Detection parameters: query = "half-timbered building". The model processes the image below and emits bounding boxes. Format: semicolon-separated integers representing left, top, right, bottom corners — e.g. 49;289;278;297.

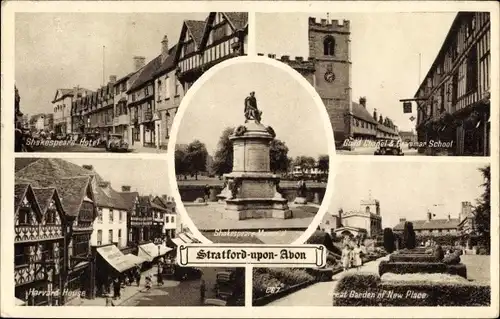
14;184;66;306
415;12;490;156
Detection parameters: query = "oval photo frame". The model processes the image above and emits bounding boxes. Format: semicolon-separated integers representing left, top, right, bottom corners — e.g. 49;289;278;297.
167;55;337;245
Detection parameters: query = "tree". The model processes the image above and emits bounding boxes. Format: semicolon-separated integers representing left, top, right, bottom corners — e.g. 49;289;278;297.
185;140;208;180
293;156;316;174
174;145;188;180
383;228;395;253
269;139;290;173
473;165;490;251
211;127;235;176
211;127;291;176
403;221;416;249
317;154;329;179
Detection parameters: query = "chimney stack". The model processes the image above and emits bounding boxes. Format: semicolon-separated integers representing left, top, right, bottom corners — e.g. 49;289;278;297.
133;56;146;71
427;211;432;221
448;214;451;221
162;194;168;201
359;97;367;108
109;75;117;83
121;185;131;192
373;108;377;121
161;35;169;64
98;181;110;188
82;164;93;171
399;218;406;223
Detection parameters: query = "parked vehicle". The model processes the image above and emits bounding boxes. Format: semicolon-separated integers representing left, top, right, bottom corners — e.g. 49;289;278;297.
214;271;236;300
374;141;404;156
106;134;129;152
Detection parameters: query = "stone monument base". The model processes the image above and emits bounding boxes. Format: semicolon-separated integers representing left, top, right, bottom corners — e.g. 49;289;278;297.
225;198;293;220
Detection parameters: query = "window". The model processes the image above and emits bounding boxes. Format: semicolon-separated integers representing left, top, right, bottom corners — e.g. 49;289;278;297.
145;86;149;96
109;209;114;223
109;230;113;244
213;26;226;42
157;80;162;101
466;45;478;92
46;207;57;224
18;207;31;225
323;36;335;56
165;77;171;98
97;230;102;245
325;220;330;225
175;80;180;96
15;244;30;266
119;211;123;222
365;206;371;213
171;216;175;223
118;229;122;244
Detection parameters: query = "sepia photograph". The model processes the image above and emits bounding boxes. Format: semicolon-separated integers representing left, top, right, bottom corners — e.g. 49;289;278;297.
13;158;244;307
14;12;248;153
253;161;491;306
170;57;335;245
255;12;491;156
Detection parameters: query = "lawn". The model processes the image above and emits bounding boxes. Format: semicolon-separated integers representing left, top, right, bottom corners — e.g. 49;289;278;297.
461;254;490;284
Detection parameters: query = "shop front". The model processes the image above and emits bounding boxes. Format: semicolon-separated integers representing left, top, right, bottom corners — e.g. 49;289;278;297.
94;244;145;297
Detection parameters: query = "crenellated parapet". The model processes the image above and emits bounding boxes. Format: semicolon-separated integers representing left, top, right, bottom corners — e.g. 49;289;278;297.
257;53;316;72
308;17;350;33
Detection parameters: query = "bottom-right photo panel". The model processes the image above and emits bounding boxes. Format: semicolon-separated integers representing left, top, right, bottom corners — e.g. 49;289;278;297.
252;161;491;307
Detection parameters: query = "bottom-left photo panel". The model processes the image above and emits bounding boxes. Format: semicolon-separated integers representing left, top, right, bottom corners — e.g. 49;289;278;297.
13;157;245;307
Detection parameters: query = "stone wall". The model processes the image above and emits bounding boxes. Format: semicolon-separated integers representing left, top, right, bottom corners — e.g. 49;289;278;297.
178;184;327;204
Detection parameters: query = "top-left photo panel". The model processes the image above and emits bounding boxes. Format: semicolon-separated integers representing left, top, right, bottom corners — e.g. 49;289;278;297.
14;12;248;153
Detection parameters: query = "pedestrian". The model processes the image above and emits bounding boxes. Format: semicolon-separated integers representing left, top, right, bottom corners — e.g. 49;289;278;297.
157;272;164;286
352;243;363;270
200;279;206;303
204;184;211;203
341;245;351;272
113;278;121;300
144;275;152;292
105;294;115;306
136;268;141;287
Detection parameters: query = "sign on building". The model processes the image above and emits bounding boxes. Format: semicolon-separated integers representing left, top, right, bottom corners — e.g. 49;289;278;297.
403;102;412;114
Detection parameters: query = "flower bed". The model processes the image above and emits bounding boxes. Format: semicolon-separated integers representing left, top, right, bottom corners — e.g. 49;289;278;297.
379;260;467;278
389;254;439;263
332;273;490;306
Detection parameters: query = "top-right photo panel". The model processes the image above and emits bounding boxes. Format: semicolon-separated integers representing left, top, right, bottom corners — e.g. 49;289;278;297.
255;12;491;156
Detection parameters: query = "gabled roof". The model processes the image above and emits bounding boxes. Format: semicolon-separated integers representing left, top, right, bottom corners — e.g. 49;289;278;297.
15;158;127;211
32;187;57;214
52;177;92;217
52;88;93;103
185;20;206;48
377;123;398;134
127;55;162;92
393;218;460;231
352;102;378;124
223;12;248;30
154;44;178;77
120;191;139;211
14;183;42;221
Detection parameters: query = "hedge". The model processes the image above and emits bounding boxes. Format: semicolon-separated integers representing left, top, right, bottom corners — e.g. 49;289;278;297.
266;268;314;286
389;254;440;263
332;273;490;306
252;272;284;299
378;260;467;279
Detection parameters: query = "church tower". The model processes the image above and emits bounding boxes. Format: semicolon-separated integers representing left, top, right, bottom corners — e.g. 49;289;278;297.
308;17;352;144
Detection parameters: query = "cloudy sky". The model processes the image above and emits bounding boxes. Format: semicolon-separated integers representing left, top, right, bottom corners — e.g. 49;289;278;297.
15;12;207;116
256;12;458;132
327;161;487;228
67;158;172;196
174;61;331;158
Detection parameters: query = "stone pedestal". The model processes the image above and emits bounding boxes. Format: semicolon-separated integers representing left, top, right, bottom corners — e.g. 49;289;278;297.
224;120;292;220
294;197;308;205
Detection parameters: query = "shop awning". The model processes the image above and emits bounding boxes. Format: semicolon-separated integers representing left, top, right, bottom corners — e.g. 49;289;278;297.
158;243;173;256
15;298;26;306
171;238;185;247
137;243;158;262
97;245;141;273
178;232;195;243
125;254;146;266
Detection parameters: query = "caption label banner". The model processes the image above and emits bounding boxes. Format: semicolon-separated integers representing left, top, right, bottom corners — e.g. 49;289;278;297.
177;244;326;267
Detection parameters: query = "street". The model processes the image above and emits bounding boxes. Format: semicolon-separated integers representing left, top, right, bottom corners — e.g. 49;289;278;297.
337;146;420;156
121;267;239;306
25;144;167;153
